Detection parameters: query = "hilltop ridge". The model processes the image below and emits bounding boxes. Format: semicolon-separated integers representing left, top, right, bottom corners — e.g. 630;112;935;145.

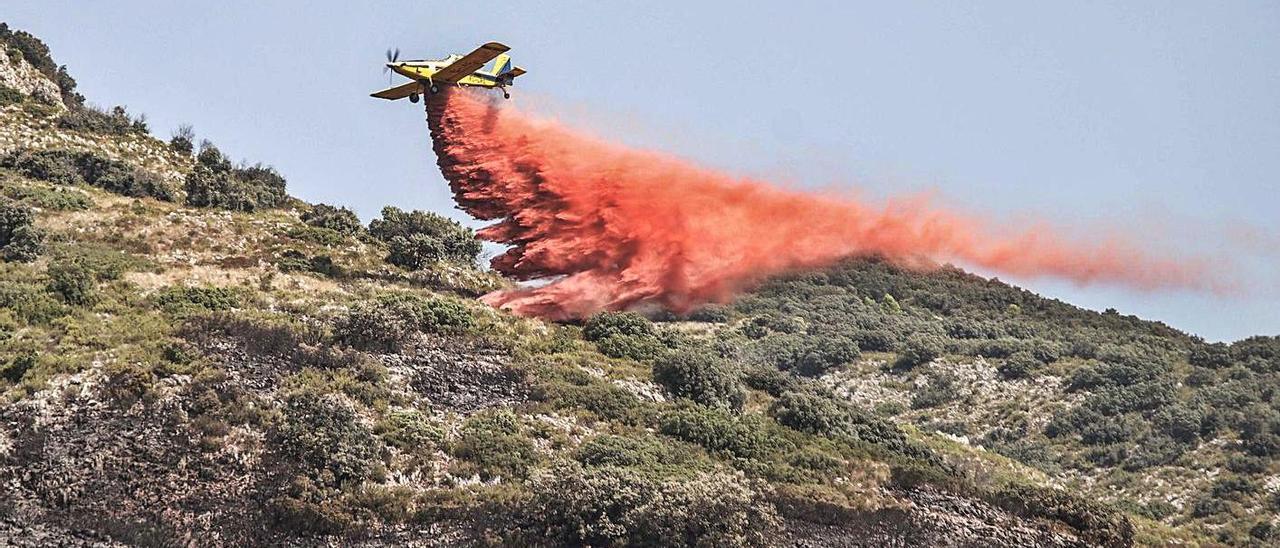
1;26;1278;547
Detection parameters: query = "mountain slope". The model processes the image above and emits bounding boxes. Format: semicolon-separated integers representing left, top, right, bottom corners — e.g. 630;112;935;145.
2;26;1277;547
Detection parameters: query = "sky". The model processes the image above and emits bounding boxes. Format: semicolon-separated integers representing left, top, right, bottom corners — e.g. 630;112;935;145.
5;1;1278;341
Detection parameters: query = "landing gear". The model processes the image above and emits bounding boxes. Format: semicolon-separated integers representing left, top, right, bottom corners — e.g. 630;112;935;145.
502;90;511;99
409;93;419;103
429;84;440;94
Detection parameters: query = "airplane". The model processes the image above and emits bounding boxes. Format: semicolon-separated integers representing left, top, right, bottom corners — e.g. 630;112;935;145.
370;42;526;104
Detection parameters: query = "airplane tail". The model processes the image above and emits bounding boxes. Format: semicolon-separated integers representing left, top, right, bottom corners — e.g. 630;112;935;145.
488;53;512;76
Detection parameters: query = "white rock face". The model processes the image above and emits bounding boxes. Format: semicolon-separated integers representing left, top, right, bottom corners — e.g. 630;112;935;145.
0;47;66;109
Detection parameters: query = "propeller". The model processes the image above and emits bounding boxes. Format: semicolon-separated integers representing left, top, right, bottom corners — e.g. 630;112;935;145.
383;48;401;83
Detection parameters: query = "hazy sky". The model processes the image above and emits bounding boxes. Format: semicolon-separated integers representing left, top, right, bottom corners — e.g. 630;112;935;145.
5;1;1278;341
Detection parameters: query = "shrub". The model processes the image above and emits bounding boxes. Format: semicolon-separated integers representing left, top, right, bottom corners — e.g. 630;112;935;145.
596;333;667;362
987;484;1135;547
335;293;474;351
0;84;25;106
796;336;860;377
2;149;174;200
574;434;667;467
4;185;92;211
1;352;37;384
910;372;960;409
1152;404;1203;443
657;404;781;459
154;285;242;315
369;206;481;267
627;470;780;547
998;351;1039;380
513;461;652;545
302;203;363;235
770;390;849;435
513;461;780;547
895;333;944;369
274;391;381;487
0;202;42;262
184;144;288;211
376;409;444;453
853;329;896;352
450;410;539;480
652;351;745;411
583;311;655;341
686;304;731;323
170;124;195;155
45;256;96;305
741;366;797;397
57;104;149;135
2;149;81;185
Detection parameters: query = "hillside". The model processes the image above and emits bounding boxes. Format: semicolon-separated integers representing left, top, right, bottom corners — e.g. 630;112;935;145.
2;25;1278;547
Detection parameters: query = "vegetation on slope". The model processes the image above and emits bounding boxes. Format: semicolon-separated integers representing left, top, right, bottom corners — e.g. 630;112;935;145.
2;24;1277;547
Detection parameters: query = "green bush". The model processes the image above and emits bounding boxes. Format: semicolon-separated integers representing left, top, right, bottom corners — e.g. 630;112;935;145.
987;484;1134;547
574;434;668;467
793;336;861;377
45;256;96;305
1;351;37;384
0;84;25;106
334;293;473;351
2;149;81;185
274;391;381;488
596;333;667;362
895;333;945;369
154;285;242;314
657;404;781;459
770;390;849;435
170;124;195;155
56;104;149;135
376;409;444;453
741;366;797;396
368;206;481;267
0;201;42;262
2;149;174;200
184;144;288;211
302;203;363;235
583;311;655;341
998;351;1039;380
0;280;66;323
911;372;960;409
513;461;779;547
450;410;539;480
652;350;745;411
3;185;92;211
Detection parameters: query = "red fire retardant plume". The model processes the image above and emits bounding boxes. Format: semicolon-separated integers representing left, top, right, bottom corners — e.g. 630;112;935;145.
425;91;1211;320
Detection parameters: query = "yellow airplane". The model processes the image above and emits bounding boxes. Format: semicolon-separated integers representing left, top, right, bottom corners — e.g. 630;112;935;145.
370;42;526;104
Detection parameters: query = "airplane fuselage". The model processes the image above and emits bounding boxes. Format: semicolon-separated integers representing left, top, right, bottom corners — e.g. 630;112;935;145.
389;55;508;89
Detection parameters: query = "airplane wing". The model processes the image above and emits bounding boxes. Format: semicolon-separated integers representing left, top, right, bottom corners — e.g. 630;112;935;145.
370;80;421;100
431;42;510;83
505;67;526;78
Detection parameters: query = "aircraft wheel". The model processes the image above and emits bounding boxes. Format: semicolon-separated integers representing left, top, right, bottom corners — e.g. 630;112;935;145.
503;91;511;99
429;84;440;94
409;93;419;103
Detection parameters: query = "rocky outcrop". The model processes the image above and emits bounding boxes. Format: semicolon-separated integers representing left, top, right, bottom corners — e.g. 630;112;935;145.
779;488;1086;548
0;48;65;109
